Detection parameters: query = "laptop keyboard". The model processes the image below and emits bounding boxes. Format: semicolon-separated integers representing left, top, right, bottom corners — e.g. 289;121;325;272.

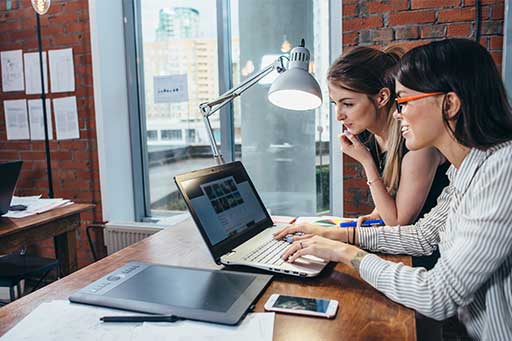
243;237;290;266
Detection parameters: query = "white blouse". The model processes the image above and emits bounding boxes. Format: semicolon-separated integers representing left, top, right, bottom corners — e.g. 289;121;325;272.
358;141;512;340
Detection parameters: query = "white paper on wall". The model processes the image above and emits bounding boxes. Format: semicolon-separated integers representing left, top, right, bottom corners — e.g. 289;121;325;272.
49;48;75;93
53;96;79;140
28;99;53;140
153;74;189;103
1;50;24;92
24;52;49;95
3;99;29;140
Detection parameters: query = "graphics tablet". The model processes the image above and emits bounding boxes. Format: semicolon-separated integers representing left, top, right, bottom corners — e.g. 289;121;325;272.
69;262;272;325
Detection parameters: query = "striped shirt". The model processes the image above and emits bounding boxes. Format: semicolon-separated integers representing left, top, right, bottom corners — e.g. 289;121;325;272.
357;141;512;340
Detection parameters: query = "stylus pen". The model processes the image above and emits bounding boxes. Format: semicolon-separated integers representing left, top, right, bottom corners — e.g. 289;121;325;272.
100;315;181;323
339;219;384;228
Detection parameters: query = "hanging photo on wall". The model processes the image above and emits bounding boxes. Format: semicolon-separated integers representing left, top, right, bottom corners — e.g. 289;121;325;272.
28;99;53;140
3;99;29;140
49;48;75;93
1;50;24;92
53;96;79;140
24;52;49;95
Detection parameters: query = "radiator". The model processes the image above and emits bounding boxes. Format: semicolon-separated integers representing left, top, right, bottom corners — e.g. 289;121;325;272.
103;222;165;255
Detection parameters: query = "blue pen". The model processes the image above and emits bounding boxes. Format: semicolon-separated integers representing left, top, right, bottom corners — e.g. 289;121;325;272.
339;219;384;228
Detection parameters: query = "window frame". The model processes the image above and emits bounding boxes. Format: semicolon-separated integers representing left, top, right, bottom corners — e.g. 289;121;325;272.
123;0;342;220
504;1;512;96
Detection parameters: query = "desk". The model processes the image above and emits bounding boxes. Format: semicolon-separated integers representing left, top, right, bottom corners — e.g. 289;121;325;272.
0;204;94;276
0;218;416;340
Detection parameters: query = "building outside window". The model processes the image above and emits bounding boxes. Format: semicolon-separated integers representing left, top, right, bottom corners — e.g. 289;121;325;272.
186;129;196;143
133;0;336;217
161;129;183;141
147;130;158;141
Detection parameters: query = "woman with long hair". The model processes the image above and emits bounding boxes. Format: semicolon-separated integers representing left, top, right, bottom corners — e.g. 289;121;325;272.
328;47;449;229
275;38;512;340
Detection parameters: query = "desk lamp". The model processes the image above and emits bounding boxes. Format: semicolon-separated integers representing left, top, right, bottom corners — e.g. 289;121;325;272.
200;39;322;164
31;0;54;198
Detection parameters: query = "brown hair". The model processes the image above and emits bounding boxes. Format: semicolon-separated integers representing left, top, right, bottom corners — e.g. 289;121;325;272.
328;46;404;193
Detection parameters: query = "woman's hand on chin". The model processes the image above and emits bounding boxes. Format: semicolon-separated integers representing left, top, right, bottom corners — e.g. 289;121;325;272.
339;131;374;166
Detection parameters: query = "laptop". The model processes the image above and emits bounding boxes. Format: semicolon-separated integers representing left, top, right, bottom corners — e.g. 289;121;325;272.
174;161;328;277
0;161;23;215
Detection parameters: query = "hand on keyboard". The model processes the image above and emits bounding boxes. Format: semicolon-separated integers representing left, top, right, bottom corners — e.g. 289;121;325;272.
273;223;332;241
284;233;304;243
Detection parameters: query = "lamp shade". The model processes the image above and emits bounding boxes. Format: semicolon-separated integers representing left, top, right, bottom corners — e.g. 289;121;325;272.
267;44;322;111
31;0;51;15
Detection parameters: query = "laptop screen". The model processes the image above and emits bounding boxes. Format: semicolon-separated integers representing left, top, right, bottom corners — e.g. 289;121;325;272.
176;163;269;247
0;161;23;215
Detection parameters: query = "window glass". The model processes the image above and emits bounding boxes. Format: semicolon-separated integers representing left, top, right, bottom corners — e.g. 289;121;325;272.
140;0;219;213
231;0;331;215
137;0;331;217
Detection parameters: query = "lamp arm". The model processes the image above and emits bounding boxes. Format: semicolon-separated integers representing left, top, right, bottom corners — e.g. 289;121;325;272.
200;56;287;118
199;56;287;164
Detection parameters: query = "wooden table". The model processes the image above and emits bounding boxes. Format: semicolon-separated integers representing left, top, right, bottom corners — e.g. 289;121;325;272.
0;218;416;340
0;204;94;276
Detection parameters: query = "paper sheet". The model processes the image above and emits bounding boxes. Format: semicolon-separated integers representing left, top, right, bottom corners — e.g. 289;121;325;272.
49;48;75;93
0;300;275;341
153;74;189;103
24;52;49;95
294;215;355;226
3;99;29;140
133;313;275;341
28;99;53;140
53;96;79;140
0;300;140;341
1;50;24;92
2;196;72;218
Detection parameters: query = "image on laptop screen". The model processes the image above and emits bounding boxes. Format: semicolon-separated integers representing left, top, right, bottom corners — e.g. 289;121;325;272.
178;167;268;246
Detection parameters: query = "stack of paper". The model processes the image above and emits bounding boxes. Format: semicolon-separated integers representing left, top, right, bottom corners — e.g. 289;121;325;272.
0;300;275;341
3;196;73;219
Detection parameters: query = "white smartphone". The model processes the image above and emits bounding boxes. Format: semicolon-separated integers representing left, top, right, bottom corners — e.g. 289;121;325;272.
264;294;338;318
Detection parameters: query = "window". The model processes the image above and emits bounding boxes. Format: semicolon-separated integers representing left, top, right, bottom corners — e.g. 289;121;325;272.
136;0;219;215
230;0;332;216
128;0;340;218
186;129;196;143
161;129;182;141
147;130;158;141
504;4;512;95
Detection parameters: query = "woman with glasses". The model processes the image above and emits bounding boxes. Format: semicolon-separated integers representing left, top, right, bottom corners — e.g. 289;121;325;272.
276;38;512;340
328;46;449;269
329;47;449;229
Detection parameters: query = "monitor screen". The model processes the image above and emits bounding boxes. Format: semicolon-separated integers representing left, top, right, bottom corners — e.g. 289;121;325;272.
178;166;268;246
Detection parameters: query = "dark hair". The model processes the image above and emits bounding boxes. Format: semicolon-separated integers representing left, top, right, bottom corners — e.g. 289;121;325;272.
395;38;512;149
327;46;404;192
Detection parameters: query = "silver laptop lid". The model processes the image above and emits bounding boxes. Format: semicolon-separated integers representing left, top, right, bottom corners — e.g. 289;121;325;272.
174;161;274;264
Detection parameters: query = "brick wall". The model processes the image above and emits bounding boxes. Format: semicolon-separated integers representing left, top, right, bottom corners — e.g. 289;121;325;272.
0;0;101;268
341;0;505;217
0;1;506;263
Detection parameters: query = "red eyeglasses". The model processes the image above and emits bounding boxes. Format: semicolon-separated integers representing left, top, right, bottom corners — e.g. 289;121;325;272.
395;92;443;113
